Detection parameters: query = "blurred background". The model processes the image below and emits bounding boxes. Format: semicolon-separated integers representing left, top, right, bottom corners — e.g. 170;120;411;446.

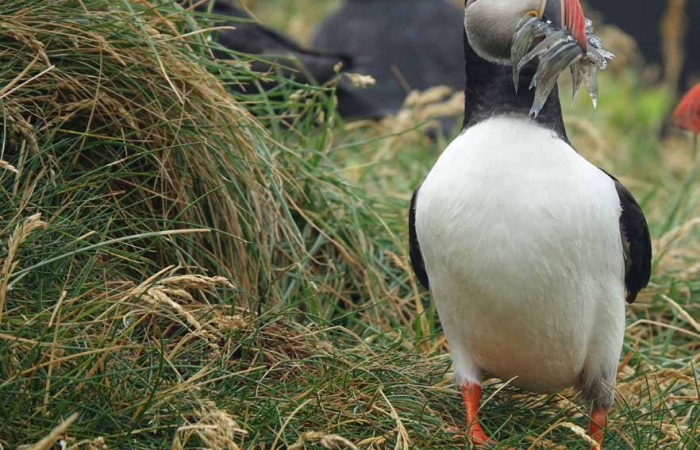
212;0;700;189
241;0;699;94
213;0;699;142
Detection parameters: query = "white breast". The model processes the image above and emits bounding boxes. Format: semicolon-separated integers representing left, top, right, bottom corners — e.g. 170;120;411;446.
415;116;626;392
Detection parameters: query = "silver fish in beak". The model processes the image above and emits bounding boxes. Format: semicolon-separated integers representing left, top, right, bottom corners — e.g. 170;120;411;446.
540;0;588;50
512;0;614;117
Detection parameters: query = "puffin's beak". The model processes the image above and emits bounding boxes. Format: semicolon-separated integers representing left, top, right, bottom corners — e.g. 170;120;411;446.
538;0;587;51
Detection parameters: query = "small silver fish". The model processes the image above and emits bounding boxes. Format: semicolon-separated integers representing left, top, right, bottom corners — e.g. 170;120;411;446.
580;60;599;108
585;47;609;70
571;63;582;104
517;29;568;74
530;40;575;90
587;34;603;50
511;15;544;91
531;42;583;116
512;14;614;114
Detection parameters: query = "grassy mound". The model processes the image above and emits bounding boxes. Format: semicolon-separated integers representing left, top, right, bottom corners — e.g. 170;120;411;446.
0;0;414;446
1;1;699;449
0;0;408;306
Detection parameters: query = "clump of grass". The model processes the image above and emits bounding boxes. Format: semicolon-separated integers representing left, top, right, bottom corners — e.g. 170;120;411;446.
0;0;417;446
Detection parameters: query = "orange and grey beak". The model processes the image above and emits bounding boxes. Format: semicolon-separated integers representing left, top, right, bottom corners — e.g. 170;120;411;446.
539;0;587;51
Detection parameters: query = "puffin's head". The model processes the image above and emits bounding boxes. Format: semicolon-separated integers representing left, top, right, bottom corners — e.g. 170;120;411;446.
465;0;587;65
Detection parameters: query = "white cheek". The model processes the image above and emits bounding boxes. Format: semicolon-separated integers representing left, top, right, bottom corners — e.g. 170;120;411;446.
464;0;540;64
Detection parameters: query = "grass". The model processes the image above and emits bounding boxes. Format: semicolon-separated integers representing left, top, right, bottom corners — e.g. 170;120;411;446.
0;0;699;449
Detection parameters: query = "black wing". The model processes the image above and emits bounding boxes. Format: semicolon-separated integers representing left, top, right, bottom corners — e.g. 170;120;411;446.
605;173;652;304
409;188;430;290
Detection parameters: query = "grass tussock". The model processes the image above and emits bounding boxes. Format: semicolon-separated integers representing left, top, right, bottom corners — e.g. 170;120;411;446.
0;0;415;310
0;1;699;449
0;0;415;446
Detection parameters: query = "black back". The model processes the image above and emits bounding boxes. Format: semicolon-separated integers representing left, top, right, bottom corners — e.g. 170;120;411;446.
409;189;429;289
606;173;653;304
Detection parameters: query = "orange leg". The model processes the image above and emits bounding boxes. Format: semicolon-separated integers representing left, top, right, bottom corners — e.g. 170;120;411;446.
461;382;496;447
589;405;608;450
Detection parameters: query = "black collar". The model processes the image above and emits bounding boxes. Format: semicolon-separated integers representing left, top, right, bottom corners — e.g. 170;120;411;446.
461;30;570;143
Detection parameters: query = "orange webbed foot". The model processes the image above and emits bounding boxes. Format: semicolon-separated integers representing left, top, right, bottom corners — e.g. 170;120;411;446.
460;382;521;449
588;405;607;450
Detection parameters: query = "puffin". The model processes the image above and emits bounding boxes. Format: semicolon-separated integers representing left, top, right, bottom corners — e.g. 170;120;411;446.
313;0;465;128
409;0;652;448
180;1;354;90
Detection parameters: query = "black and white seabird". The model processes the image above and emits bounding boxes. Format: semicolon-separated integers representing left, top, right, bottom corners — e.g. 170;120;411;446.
313;0;465;126
409;0;652;448
181;1;353;89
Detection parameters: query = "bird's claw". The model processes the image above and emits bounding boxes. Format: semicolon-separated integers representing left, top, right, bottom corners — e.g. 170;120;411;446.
511;14;614;117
